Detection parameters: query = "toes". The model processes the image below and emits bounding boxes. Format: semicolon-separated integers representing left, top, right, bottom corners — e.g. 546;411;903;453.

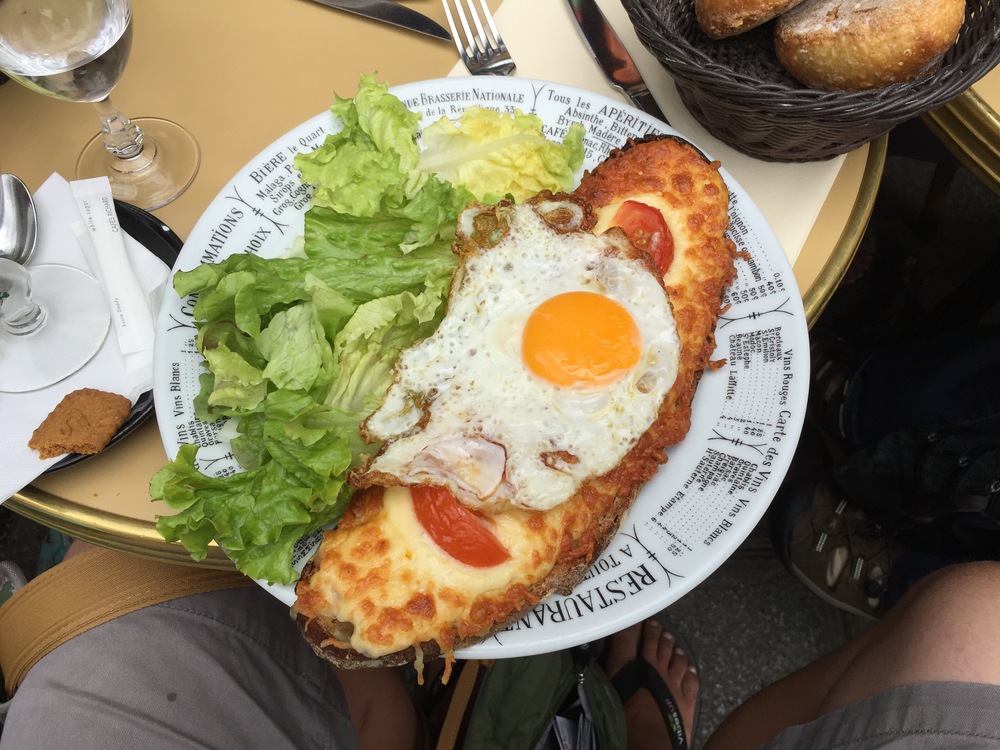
605;621;643;677
670;643;700;701
659;630;699;700
640;620;665;666
610;619;700;700
666;638;690;683
642;621;700;702
680;663;700;700
623;621;701;744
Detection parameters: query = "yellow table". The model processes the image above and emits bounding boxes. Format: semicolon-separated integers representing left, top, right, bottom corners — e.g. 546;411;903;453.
1;0;884;566
923;66;1000;194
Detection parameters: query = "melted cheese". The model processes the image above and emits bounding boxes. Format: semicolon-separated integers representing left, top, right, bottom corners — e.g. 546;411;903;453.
592;190;709;290
299;486;564;658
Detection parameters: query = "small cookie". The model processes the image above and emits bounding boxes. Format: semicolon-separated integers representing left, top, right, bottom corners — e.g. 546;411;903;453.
29;388;131;459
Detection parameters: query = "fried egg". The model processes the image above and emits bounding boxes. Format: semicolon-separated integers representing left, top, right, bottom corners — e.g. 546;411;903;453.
352;197;680;512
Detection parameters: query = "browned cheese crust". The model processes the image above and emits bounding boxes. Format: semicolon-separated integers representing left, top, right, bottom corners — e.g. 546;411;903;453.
294;136;739;671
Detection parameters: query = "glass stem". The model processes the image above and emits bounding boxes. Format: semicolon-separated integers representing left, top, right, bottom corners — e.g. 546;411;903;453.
93;96;157;174
0;258;46;336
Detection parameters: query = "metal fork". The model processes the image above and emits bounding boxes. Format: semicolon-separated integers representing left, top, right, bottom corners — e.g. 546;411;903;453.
442;0;516;75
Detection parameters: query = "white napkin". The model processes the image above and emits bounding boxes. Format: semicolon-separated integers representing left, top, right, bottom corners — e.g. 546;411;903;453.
71;177;157;397
455;0;846;265
0;173;171;503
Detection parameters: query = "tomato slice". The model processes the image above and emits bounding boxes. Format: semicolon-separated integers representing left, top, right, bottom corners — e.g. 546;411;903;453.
610;200;674;275
411;485;511;568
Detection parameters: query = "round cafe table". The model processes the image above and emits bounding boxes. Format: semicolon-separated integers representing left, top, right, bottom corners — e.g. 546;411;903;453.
923;65;1000;193
1;0;884;566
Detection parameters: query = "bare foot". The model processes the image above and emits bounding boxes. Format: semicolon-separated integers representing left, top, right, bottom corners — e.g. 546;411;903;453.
606;619;700;750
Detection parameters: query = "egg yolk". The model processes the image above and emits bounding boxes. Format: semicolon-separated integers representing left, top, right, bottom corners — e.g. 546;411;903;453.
522;291;642;387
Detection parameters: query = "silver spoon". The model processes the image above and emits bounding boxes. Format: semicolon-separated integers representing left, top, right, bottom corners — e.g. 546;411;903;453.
0;174;38;265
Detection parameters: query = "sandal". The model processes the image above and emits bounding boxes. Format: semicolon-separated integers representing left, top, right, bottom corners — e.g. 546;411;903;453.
610;627;699;750
769;475;906;619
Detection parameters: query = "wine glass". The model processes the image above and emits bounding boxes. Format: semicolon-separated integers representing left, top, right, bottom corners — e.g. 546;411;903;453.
0;258;111;392
0;0;200;211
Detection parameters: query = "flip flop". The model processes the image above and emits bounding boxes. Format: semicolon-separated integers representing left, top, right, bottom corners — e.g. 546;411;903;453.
610;638;699;750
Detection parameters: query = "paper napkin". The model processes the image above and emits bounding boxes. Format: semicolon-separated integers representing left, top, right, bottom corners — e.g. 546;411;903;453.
0;173;172;503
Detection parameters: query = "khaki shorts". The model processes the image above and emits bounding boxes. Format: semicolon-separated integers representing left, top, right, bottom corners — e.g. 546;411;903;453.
764;681;1000;749
0;586;357;749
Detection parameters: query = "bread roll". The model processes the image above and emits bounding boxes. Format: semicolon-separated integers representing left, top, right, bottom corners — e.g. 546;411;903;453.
774;0;966;90
696;0;806;39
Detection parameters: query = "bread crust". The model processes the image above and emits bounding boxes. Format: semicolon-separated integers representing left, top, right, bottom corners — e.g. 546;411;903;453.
295;466;648;670
774;0;966;90
696;0;807;39
294;135;738;670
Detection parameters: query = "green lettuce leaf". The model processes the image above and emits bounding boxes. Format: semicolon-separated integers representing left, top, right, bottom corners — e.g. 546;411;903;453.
418;106;585;201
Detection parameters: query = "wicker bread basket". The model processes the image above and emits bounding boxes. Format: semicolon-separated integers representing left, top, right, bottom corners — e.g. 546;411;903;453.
621;0;1000;161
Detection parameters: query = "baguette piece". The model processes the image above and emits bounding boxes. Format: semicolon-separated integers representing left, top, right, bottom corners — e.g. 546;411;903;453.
293;136;738;674
774;0;966;90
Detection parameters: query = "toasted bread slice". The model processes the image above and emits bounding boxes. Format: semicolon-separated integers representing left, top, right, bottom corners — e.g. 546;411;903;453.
293;136;738;674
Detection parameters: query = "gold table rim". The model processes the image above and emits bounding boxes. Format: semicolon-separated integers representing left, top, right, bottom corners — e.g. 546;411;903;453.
802;134;887;327
922;87;1000;196
7;485;233;568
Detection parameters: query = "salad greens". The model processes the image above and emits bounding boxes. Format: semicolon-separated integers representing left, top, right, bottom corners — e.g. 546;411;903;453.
419;106;584;202
151;75;586;585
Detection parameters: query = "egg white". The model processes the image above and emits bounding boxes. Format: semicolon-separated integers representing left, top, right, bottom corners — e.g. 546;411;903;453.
359;201;680;512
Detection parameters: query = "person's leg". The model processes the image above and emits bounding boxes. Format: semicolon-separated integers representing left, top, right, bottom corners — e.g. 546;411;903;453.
334;665;424;750
6;539;424;750
2;584;359;750
0;569;420;750
606;619;700;750
704;560;1000;750
62;538;93;560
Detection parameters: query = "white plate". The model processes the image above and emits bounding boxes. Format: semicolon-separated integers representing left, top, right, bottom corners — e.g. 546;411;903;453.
153;76;809;659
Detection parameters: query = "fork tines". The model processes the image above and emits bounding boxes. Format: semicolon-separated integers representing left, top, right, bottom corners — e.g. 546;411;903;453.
443;0;516;76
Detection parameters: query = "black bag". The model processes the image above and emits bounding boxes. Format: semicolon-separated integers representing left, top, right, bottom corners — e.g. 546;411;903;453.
833;428;1000;559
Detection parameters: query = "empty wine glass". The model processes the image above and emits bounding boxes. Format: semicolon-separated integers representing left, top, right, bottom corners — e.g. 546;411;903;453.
0;258;111;392
0;0;200;211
